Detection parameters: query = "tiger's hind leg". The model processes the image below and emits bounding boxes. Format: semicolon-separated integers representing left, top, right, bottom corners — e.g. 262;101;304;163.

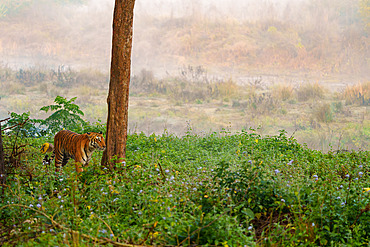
62;156;69;167
54;151;69;173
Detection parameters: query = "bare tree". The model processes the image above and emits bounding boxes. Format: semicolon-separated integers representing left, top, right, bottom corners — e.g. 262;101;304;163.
101;0;136;169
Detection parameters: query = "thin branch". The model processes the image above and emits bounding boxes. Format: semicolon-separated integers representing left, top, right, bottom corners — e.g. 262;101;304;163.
350;203;370;228
0;117;10;123
289;128;298;139
2;119;29;132
96;216;115;238
138;222;157;245
157;162;166;181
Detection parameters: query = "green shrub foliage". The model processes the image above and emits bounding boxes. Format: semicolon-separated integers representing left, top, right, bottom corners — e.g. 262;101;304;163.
1;99;369;246
4;96;105;137
1;123;369;245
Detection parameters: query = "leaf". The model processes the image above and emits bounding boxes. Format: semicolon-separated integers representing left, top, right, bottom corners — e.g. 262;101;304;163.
241;208;255;219
40;106;50;112
54;95;67;104
255;213;262;220
50;105;62;111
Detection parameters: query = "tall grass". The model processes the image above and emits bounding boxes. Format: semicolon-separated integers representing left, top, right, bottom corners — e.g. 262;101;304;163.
131;66;242;103
0;65;368;152
342;81;370;106
296;82;325;102
271;83;294;101
313;102;333;123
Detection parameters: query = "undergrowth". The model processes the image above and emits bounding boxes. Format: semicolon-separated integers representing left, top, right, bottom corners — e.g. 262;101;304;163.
0;126;369;246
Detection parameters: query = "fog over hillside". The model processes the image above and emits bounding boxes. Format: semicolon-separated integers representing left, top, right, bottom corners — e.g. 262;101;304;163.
0;0;368;79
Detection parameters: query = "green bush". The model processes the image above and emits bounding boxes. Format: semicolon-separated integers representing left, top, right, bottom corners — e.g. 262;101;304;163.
3;111;41;137
15;68;46;86
38;96;86;134
0;127;369;246
4;96;105;137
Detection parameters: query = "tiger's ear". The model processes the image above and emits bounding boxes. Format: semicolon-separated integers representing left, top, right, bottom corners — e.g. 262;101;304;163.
99;131;102;134
86;132;93;139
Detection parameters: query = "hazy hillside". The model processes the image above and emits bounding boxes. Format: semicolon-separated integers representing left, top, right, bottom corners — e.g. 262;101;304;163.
0;0;368;78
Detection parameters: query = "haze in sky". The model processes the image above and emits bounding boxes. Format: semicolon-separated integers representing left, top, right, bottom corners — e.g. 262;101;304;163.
0;0;367;79
0;0;311;68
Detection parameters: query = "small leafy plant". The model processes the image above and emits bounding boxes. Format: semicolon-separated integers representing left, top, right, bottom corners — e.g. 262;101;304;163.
4;96;105;137
38;96;85;135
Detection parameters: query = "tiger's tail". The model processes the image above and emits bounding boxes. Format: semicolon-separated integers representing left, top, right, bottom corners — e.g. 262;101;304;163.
41;143;55;166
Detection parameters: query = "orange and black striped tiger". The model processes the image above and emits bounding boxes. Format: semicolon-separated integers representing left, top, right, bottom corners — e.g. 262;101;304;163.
41;130;106;173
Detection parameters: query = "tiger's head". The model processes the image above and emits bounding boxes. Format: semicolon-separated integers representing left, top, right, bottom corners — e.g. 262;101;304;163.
86;132;106;151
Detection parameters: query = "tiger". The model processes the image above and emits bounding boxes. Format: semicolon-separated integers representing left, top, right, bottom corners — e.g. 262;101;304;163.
41;130;106;173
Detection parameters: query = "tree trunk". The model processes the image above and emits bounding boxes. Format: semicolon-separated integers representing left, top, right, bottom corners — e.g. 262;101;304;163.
101;0;136;169
0;121;6;193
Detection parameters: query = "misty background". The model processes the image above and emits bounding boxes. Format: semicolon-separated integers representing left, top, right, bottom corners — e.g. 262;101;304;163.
1;0;368;75
0;0;369;151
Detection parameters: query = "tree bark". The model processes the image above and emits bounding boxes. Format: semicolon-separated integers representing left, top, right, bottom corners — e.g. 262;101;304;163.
0;121;6;192
101;0;136;169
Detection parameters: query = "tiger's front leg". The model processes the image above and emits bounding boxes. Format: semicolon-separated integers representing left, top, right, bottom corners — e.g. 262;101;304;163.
74;156;88;173
74;161;84;173
74;152;92;173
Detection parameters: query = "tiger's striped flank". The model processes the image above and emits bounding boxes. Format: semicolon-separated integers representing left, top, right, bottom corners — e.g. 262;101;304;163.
41;130;106;173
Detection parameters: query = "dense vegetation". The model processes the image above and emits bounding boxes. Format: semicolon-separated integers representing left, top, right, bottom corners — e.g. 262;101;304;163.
0;101;369;246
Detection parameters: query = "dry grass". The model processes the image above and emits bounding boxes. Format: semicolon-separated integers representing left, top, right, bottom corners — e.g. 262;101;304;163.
313;103;333;123
131;67;242;103
271;83;294;101
342;81;370;106
1;81;26;95
0;65;368;152
211;78;241;100
4;96;33;113
296;82;326;102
